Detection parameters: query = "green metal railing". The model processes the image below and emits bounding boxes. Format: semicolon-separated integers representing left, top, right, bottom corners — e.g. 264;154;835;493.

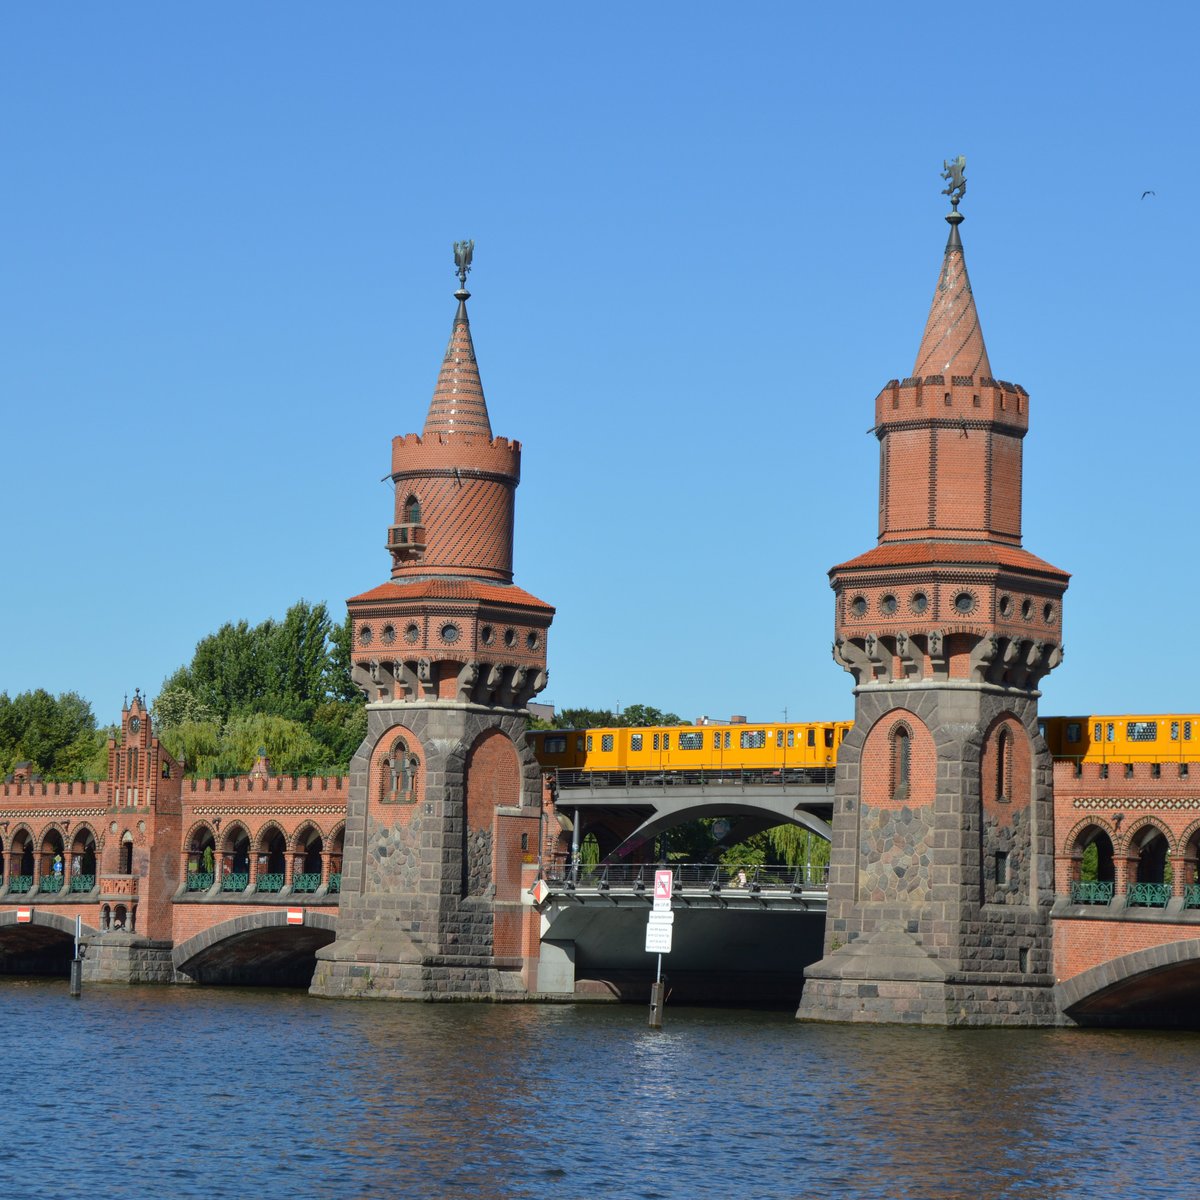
292;872;322;893
7;875;32;894
221;872;249;892
39;876;63;894
328;873;341;894
1185;884;1200;909
255;873;285;894
69;874;95;893
1127;882;1171;908
1069;880;1114;905
186;872;215;892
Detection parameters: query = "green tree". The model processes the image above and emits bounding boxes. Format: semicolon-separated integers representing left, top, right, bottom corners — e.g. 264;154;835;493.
152;684;218;733
620;703;683;727
0;689;101;779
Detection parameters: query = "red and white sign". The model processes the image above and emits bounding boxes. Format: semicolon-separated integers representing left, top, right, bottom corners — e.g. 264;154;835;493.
654;869;673;910
15;909;31;924
287;909;304;926
530;878;549;905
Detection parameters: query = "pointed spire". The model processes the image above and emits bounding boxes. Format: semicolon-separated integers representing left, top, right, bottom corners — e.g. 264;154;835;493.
912;176;991;381
422;241;493;440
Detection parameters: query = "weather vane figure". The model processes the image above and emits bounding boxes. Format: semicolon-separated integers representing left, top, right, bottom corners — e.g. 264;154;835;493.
941;156;967;210
453;239;474;291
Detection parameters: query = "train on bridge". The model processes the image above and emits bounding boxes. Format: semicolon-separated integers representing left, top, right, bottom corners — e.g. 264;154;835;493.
531;714;1200;777
529;720;852;779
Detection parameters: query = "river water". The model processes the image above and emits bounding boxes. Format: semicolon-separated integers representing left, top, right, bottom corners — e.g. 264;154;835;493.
2;979;1193;1199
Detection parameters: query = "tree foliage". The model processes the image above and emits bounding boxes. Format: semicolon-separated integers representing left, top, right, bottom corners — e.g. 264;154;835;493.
154;600;365;775
549;703;684;730
0;690;108;780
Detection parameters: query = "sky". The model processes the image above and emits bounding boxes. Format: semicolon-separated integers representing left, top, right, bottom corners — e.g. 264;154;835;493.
1;2;1197;727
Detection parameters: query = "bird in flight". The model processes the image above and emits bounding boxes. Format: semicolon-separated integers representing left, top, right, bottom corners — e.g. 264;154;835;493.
1141;190;1156;199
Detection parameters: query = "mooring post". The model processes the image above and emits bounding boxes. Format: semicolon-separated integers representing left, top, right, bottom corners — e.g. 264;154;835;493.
69;914;83;999
648;953;665;1028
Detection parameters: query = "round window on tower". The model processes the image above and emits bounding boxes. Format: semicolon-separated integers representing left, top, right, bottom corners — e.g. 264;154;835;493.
953;592;975;615
404;623;421;644
880;594;897;615
526;631;539;650
910;592;928;615
381;624;396;645
1021;599;1033;621
480;625;495;646
440;623;460;645
1043;602;1057;624
999;594;1014;618
850;596;868;617
359;624;373;646
504;628;518;647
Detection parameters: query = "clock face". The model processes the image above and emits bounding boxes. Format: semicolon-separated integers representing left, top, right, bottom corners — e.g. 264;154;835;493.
129;717;141;733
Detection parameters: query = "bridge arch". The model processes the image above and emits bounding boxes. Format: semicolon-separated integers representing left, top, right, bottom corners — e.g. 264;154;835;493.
1058;938;1200;1027
173;910;337;987
0;909;97;977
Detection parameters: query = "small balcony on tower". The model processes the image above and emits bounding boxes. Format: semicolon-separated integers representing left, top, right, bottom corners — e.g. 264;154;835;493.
387;522;426;565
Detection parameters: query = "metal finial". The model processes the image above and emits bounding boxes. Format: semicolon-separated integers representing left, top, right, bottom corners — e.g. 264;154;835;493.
941;156;967;213
453;239;474;297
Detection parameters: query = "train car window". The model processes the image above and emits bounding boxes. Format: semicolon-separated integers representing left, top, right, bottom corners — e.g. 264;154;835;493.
713;732;721;749
1106;723;1114;742
653;734;660;750
1172;722;1179;741
824;729;834;748
601;734;614;752
663;734;671;751
678;733;704;750
776;731;784;748
724;732;731;749
1066;723;1081;743
545;736;566;755
631;734;643;751
1127;722;1157;742
787;730;795;748
1094;722;1101;742
1187;722;1193;741
586;735;593;751
740;730;767;749
576;737;584;752
807;730;816;747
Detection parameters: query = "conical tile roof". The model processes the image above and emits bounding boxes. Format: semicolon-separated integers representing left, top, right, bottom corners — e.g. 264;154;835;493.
912;216;991;380
422;293;493;439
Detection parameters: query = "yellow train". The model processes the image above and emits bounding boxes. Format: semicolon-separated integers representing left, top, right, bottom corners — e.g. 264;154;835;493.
1039;715;1200;763
532;713;1200;777
529;720;853;778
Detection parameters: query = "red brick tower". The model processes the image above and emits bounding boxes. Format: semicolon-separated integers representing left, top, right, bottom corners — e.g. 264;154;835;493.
312;244;553;999
798;163;1070;1025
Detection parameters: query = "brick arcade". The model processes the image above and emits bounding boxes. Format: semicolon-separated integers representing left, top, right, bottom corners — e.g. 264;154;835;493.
4;201;1200;1023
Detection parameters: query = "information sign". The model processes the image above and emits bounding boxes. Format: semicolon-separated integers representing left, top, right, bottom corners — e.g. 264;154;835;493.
653;869;673;910
645;921;674;954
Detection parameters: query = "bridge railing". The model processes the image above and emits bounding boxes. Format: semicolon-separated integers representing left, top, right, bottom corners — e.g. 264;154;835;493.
552;767;836;790
544;861;829;893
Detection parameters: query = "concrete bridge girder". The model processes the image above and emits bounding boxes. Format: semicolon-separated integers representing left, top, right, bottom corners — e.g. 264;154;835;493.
173;910;338;987
1057;937;1200;1026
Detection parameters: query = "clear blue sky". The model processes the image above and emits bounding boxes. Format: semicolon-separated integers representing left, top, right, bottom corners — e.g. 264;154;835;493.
1;3;1195;726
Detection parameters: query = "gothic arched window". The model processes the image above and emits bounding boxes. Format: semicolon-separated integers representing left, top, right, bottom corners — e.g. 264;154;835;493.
996;726;1012;804
382;737;419;804
404;495;421;524
892;724;911;801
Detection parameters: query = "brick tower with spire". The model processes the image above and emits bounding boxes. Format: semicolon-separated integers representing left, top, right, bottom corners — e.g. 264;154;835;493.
797;163;1070;1025
311;244;553;999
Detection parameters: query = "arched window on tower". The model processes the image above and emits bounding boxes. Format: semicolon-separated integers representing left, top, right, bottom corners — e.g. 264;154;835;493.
996;727;1013;804
404;495;421;525
382;737;419;804
892;724;911;801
